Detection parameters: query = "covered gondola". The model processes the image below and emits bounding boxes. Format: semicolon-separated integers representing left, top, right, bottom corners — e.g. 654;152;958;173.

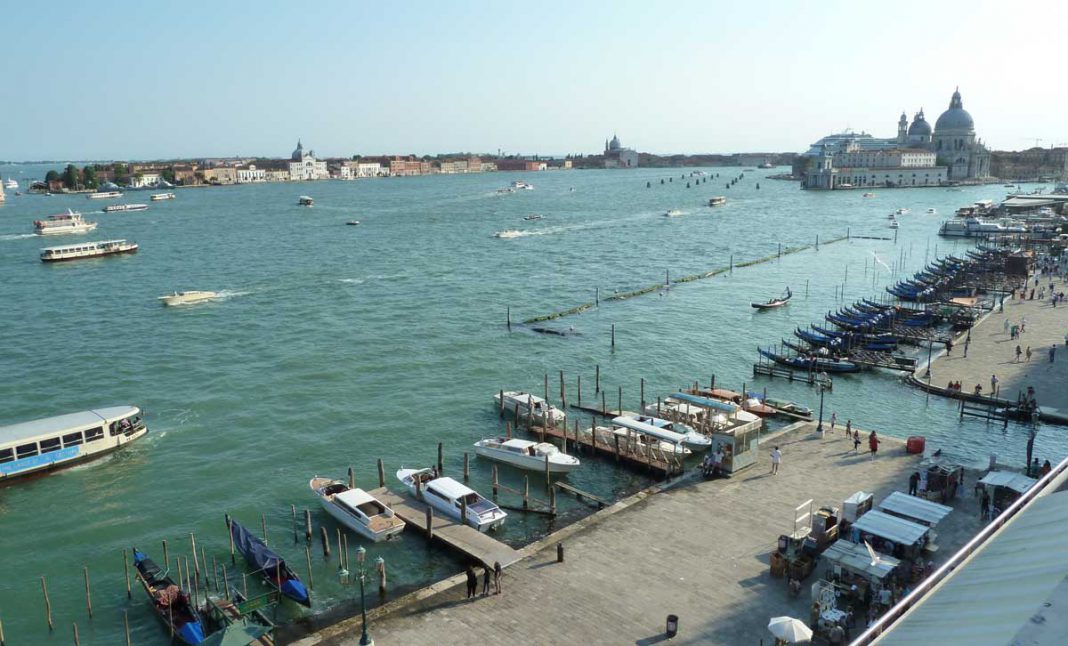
228;518;311;607
758;347;861;373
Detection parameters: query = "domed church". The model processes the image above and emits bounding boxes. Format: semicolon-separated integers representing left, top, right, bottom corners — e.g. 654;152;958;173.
897;88;990;180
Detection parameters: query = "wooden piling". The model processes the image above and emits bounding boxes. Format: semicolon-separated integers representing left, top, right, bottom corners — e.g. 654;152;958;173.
0;616;5;646
123;610;131;646
378;458;386;487
304;509;313;542
425;506;434;539
506;305;511;330
492;465;500;498
544;373;549;401
549;485;557;516
640;377;645;411
505;420;512;439
41;576;52;631
577;374;582;407
226;514;235;563
201;547;208;592
523;476;530;510
437;442;444;474
320;526;330;558
123;549;131;599
595;364;600;393
163;538;170;570
242;573;248;599
222;567;230;600
73;623;79;646
83;566;92;618
559;370;565;406
336;529;344;568
261;513;268;546
618;385;622;414
305;545;314;590
213;556;219;592
378;559;388;598
460;496;468;528
343;534;350;573
611;324;615;349
730;254;734;273
595;286;599;306
348;466;355;489
191;532;200;578
498;389;505;418
463;452;470;481
614;434;621;462
544;454;551;492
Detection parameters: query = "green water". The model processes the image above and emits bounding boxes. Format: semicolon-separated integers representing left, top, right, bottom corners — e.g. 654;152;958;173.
0;165;1060;644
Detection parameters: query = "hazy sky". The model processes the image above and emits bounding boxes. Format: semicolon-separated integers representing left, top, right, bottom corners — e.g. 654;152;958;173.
3;0;1065;160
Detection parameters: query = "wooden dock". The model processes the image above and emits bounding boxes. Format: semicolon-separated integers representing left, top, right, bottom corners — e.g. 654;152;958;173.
528;420;684;477
369;488;521;568
752;361;827;387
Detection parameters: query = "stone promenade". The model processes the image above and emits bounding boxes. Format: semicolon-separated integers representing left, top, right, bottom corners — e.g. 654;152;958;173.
302;423;982;646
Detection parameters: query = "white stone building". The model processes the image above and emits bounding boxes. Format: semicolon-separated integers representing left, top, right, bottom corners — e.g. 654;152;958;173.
236;164;266;183
287;140;329;181
130;172;161;188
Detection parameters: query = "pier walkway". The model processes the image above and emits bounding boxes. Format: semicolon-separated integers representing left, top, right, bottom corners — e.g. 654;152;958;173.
310;423;983;646
369;488;520;568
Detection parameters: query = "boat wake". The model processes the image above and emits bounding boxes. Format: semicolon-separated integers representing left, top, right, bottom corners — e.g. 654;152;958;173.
871;251;891;272
214;289;250;300
0;233;36;241
338;273;406;285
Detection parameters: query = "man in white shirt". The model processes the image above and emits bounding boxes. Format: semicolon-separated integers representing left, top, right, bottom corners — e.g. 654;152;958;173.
770;446;782;475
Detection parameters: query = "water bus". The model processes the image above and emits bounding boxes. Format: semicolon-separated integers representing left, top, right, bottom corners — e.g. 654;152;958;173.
33;209;97;235
87;190;123;199
104;203;148;212
40;239;138;262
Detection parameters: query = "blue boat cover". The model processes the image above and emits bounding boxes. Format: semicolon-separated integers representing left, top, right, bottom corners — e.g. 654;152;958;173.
230;520;285;573
671;392;737;413
179;622;206;645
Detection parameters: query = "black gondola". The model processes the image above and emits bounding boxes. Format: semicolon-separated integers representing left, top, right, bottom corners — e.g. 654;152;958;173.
133;548;207;645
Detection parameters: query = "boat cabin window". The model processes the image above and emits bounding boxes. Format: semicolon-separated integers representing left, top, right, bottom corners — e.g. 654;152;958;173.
85;427;104;442
39;437;62;453
357;501;385;516
426;488;450;503
63;432;84;447
0;448;13;463
16;443;38;459
110;417;138;436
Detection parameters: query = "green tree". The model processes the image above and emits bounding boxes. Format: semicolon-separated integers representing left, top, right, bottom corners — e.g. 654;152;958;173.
161;167;176;184
82;166;99;189
61;164;81;190
45;170;60;183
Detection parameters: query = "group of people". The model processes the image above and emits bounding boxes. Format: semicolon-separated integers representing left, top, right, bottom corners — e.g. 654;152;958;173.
701;447;725;478
465;561;503;599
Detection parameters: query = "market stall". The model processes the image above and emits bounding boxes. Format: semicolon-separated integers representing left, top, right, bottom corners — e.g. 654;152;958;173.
849;510;932;561
924;463;964;503
877;491;953;528
979;471;1037;512
816;539;902;613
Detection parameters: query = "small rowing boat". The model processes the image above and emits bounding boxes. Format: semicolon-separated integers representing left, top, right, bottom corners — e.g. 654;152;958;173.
752;287;792;310
228;517;311;607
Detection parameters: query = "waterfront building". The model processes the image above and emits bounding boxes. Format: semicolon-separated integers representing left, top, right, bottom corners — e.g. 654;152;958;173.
357;161;385;177
799;87;990;189
495;159;547;172
603;134;639;168
235;164;266;183
265;169;290;182
130;172;161;188
992;147;1068;181
202;167;236;185
288;140;329;181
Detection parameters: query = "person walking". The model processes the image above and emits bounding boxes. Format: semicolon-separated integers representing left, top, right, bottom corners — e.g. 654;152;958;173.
852;429;861;453
830;411;837;432
482;563;492;596
991;374;999;396
465;565;478;599
1026;346;1033;362
1015;345;1022;362
1051;345;1057;363
770;446;782;475
868;431;880;460
493;560;502;594
846;419;852;437
908;471;920;496
1003;318;1010;335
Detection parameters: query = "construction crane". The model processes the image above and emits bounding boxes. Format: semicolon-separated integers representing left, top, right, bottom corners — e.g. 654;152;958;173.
1022;137;1044;148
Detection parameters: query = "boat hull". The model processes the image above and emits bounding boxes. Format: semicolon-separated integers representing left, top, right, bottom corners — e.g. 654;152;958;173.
159;292;218;306
0;425;148;485
42;246;138;262
474;445;579;473
36;223;98;236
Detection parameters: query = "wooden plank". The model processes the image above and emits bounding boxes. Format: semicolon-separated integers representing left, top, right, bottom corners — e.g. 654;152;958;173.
371;488;520;567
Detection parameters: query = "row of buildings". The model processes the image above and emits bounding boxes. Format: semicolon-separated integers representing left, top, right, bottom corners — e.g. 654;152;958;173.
797;88;992;189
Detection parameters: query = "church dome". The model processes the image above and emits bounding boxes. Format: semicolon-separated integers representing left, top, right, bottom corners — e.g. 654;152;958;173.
934;89;974;133
908;110;932;137
291;139;304;161
609;135;621;151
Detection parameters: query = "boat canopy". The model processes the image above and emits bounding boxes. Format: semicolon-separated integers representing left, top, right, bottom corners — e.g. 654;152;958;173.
0;406;138;446
428;476;477;501
334;488;375;509
979;471;1037;494
670;392;738;413
230;519;288;573
611;416;687;446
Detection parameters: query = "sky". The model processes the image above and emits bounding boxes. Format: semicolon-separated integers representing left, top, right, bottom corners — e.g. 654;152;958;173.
2;0;1066;160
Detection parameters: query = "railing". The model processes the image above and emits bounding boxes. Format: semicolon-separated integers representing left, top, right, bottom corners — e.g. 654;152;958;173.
849;454;1068;645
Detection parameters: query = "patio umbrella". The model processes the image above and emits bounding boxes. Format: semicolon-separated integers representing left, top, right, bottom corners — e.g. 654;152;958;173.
767;616;813;643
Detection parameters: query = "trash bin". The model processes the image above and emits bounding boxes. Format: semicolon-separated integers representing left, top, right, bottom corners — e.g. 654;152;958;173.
666;614;679;638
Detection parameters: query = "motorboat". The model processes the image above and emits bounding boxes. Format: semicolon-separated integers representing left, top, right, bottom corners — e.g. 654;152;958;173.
663;209;684;217
309;478;406;541
0;406;147;483
523;214;543;221
298;196;314;206
87;190;123;200
617;414;710;449
158;291;218;307
494;229;524;239
938;217;1027;237
752;287;792;310
927;208;937;214
132;549;206;645
511;180;534;190
494;391;566;425
758;162;774;169
33;209;97;235
40;239;138;262
758;396;813;419
150;192;176;201
607;418;692;456
104;203;148;212
708;196;727;207
228;518;310;606
895;208;910;215
346;220;360;226
396;468;506;532
473;438;580;473
5;178;18;189
862;192;875;198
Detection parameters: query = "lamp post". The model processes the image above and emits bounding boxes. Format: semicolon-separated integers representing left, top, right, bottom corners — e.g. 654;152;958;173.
354;546;375;646
816;383;826;434
924;339;934;379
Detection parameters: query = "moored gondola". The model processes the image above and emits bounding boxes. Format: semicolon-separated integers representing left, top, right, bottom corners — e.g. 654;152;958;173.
133;548;207;645
227;517;311;607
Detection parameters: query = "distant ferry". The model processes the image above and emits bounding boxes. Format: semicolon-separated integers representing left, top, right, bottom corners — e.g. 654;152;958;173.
758;162;774;169
41;239;139;262
104;203;148;212
34;209;98;236
88;191;123;200
150;192;176;201
708;196;727;207
0;406;147;483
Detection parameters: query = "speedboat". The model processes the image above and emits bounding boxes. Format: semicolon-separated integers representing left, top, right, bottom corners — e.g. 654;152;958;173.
132;549;207;645
5;178;18;189
150;192;176;201
494;391;566;425
474;438;580;473
523;214;543;221
927;208;937;214
33;209;97;235
708;196;727;207
862;192;875;198
158;291;218;307
663;209;684;217
895;208;910;215
396;468;506;532
346;220;360;226
494;229;524;239
511;180;534;190
617;414;710;449
298;196;314;206
309;478;406;542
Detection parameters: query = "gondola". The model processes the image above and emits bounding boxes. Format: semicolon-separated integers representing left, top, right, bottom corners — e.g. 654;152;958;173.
751;287;792;310
757;347;861;373
227;517;311;607
132;548;207;645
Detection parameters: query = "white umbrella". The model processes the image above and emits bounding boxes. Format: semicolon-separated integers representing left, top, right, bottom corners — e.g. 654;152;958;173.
767;616;813;643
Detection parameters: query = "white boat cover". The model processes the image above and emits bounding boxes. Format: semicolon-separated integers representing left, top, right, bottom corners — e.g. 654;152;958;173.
877;491;953;527
334;488;375;508
851;510;928;547
611;416;687;445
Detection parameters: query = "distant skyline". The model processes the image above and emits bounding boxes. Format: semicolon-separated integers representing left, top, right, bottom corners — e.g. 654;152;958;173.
3;0;1066;161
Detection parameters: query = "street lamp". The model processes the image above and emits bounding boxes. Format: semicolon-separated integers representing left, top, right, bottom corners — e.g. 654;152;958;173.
924;339;934;379
816;383;826;433
355;546;373;646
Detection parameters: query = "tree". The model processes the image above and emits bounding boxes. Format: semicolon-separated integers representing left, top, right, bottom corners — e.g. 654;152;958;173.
45;170;60;183
161;167;176;184
82;166;99;190
62;164;81;190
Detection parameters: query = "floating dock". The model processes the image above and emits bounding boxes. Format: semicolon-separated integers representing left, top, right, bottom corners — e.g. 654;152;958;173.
370;488;521;567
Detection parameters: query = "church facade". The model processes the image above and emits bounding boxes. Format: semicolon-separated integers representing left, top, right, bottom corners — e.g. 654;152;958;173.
288;140;329;181
603;134;639;168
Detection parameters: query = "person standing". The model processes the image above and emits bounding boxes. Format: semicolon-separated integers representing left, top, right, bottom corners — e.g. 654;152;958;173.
493;560;502;594
1051;345;1057;363
1026;346;1033;362
868;431;880;460
991;374;999;396
1015;345;1022;362
846;419;852;437
770;446;782;475
852;429;861;453
908;471;920;496
980;490;991;520
482;563;492;596
465;565;478;599
1004;319;1010;335
830;411;837;432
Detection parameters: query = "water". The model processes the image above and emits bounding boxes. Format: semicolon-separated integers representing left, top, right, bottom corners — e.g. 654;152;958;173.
0;165;1062;643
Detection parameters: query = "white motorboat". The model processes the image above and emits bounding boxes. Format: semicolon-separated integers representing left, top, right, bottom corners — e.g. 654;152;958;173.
617;414;711;449
862;192;875;198
494;229;524;239
609;416;692;455
87;191;123;200
474;438;580;473
0;406;147;483
511;180;534;190
5;178;18;189
708;196;727;207
298;196;314;206
396;468;506;532
523;214;543;221
309;478;406;542
158;291;218;307
927;208;937;214
346;220;360;226
103;203;148;212
150;192;176;201
939;217;1027;237
663;209;684;217
494;391;566;425
40;239;138;262
33;209;97;236
895;208;910;215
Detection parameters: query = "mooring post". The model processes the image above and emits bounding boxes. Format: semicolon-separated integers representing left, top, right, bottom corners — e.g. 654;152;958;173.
559;370;565;407
320;526;330;558
505;420;512;439
544;373;549;402
640;377;645;411
304;545;314;590
611;324;616;349
492;465;499;497
618;385;622;414
378;558;388;599
498;389;505;418
343;534;350;573
41;576;52;631
614;434;621;462
577;374;582;407
304;509;313;542
348;466;355;489
123;610;131;646
460;496;468;527
123;549;131;599
463;452;470;481
595;364;600;393
730;254;734;273
523;476;530;510
425;503;436;535
506;305;511;330
657;396;662;415
549;486;557;516
291;504;298;543
595;287;599;306
778;242;782;258
601;390;607;415
336;529;343;568
73;623;79;646
377;458;385;487
222;567;230;601
847;226;851;240
163;538;170;570
191;533;200;579
816;234;820;250
544;454;551;492
83;566;92;618
437;442;443;474
212;556;219;592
